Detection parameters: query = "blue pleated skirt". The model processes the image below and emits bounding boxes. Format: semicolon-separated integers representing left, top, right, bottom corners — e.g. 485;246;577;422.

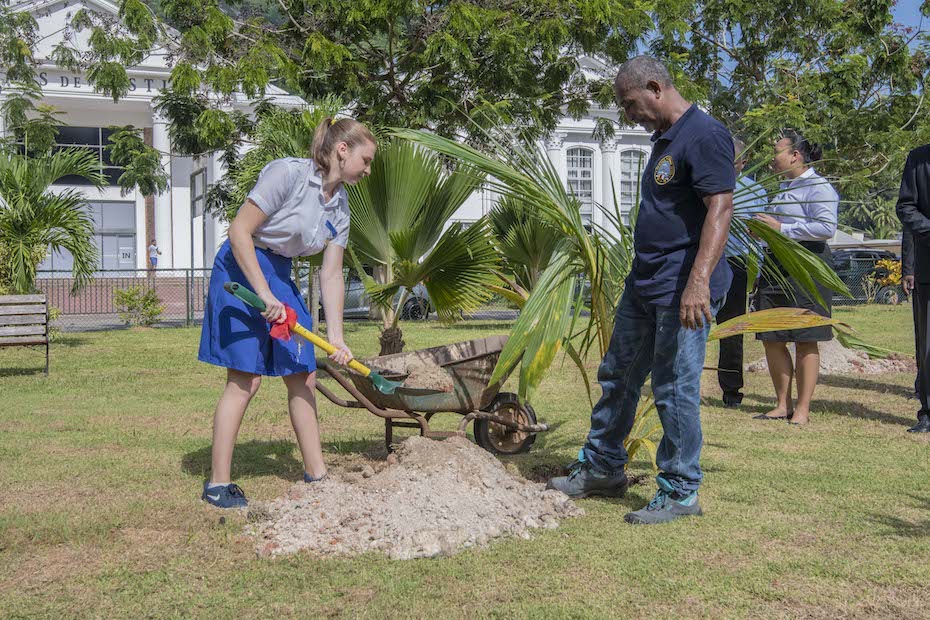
198;240;316;376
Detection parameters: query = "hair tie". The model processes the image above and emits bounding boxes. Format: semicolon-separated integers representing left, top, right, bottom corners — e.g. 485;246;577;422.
330;118;337;126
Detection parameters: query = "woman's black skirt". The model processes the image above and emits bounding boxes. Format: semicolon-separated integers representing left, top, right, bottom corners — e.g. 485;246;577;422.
756;240;833;343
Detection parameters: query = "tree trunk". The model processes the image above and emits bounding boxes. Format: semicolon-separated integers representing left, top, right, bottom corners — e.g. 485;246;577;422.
379;326;405;355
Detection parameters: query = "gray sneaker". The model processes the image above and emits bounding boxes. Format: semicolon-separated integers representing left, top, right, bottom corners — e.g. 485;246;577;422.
546;459;629;499
624;480;702;525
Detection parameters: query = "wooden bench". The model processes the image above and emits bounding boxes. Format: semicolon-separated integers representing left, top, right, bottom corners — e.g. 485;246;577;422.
0;294;50;375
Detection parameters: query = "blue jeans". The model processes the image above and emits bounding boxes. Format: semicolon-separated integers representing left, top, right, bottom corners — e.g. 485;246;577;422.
582;285;722;495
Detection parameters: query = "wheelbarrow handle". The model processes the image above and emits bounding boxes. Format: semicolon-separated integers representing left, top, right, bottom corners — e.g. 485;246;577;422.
223;281;373;378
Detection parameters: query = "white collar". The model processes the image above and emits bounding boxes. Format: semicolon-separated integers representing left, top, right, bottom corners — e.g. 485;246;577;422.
307;159;324;187
782;166;817;189
308;160;343;206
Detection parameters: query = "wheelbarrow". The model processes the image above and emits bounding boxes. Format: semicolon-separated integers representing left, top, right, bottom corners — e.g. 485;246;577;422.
313;335;549;455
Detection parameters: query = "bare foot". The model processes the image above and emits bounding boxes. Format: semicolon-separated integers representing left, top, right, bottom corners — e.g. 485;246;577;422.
754;404;793;420
788;408;810;426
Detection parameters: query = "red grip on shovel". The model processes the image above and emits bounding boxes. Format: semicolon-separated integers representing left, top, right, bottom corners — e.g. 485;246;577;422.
269;305;298;341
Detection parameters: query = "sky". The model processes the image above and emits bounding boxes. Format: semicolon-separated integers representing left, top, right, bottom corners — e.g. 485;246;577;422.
892;0;927;35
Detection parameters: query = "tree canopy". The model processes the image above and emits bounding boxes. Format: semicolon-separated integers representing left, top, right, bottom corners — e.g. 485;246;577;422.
67;0;662;148
0;0;928;236
650;0;930;232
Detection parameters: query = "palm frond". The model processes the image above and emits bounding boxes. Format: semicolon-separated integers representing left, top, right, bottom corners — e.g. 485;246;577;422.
489;195;564;291
709;308;846;341
347;139;440;265
833;324;902;358
746;219;850;304
488;245;577;395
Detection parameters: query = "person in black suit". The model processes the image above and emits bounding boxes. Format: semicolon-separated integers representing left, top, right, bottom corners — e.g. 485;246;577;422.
902;231;919;405
895;144;930;433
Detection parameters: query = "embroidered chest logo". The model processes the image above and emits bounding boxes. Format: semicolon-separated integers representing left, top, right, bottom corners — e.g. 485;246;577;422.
654;155;675;185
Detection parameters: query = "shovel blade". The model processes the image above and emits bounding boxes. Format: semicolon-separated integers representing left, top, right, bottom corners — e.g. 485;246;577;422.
368;372;402;395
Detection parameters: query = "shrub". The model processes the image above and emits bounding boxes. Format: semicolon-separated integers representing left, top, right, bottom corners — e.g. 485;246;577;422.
114;286;164;326
48;305;63;342
874;258;902;287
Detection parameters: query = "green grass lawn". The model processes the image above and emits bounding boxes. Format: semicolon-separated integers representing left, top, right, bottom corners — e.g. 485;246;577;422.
2;305;928;618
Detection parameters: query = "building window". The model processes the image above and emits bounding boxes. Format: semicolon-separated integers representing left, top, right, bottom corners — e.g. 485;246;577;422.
567;147;594;225
52;126;122;186
37;201;136;272
619;150;645;225
191;167;207;217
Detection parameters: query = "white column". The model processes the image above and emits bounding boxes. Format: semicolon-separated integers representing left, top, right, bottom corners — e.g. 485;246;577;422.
600;137;620;227
209;151;228;262
544;132;566;187
152;109;173;268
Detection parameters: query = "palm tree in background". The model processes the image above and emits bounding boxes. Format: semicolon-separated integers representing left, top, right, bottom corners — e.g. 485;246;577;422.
347;138;499;354
0;148;104;294
223;103;499;354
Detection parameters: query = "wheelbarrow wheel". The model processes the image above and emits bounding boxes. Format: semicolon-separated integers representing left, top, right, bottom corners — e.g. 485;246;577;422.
474;392;537;455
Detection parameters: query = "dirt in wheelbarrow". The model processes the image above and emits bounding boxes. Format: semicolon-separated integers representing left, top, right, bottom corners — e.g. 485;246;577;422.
370;357;455;393
247;435;583;560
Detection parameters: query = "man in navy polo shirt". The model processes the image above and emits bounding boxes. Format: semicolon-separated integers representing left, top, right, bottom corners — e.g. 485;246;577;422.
548;56;735;524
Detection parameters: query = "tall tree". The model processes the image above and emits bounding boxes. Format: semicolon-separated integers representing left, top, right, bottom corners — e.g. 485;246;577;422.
647;0;930;235
68;0;661;153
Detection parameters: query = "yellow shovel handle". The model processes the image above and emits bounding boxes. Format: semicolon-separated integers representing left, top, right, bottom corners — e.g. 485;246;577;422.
290;322;372;377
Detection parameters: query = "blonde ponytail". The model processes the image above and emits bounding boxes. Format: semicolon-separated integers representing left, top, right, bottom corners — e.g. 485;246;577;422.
311;117;376;173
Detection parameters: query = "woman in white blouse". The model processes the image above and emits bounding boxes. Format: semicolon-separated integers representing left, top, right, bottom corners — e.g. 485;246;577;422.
753;130;839;426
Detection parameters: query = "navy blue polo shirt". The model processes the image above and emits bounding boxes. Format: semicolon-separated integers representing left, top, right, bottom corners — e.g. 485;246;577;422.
631;104;735;306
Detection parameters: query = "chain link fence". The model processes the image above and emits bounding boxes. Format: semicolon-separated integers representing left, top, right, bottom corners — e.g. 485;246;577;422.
37;269;213;331
37;257;897;332
830;257;907;306
36;268;520;331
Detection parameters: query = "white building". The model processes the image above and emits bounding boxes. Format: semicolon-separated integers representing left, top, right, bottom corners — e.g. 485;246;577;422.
9;0;651;276
8;0;303;274
452;57;653;230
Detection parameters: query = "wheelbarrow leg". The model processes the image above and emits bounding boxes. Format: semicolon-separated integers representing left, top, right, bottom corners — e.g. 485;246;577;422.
385;418;394;453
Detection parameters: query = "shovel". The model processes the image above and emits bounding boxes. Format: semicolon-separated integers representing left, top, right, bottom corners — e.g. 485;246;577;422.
223;281;407;395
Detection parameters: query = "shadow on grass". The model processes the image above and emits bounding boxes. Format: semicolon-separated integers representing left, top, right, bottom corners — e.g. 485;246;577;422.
52;335;89;347
819;374;917;400
0;337;88;377
737;393;914;427
182;439;303;481
0;366;48;377
868;494;930;538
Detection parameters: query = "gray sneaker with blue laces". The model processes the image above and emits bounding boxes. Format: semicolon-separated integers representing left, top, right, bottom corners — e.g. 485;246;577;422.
546;457;629;499
202;482;248;509
624;476;702;525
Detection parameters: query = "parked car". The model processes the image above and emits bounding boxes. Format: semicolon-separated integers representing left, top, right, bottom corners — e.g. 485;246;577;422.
831;249;903;305
298;266;432;320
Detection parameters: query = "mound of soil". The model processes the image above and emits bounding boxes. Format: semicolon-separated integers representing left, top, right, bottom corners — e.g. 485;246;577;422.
747;338;916;375
248;436;582;560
